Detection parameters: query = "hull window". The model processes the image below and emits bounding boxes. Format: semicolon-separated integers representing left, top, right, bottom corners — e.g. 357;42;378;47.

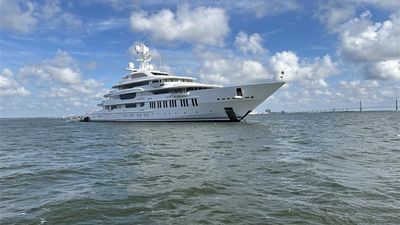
236;88;243;96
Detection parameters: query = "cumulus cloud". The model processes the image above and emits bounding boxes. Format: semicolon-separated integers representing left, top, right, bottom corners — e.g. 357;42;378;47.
19;50;81;85
235;32;266;55
130;4;229;46
269;51;338;84
196;48;338;88
339;79;400;102
315;3;355;32
338;12;400;63
0;0;81;33
315;1;400;81
19;51;105;98
0;0;37;33
364;59;400;80
315;0;400;32
0;68;30;96
196;50;270;85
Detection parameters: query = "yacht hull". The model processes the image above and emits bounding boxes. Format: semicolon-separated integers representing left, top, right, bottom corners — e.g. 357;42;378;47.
86;82;284;122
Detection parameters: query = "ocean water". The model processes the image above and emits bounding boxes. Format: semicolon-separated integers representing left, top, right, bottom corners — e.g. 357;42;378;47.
0;112;399;225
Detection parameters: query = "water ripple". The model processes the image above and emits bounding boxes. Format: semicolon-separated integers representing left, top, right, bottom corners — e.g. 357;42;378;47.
0;112;399;224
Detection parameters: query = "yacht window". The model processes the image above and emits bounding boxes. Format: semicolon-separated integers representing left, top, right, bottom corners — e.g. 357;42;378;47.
151;72;169;76
236;88;243;96
131;73;147;78
140;103;145;107
117;81;149;90
119;93;136;100
195;98;198;106
191;99;195;106
111;105;117;110
185;99;189;107
126;103;137;108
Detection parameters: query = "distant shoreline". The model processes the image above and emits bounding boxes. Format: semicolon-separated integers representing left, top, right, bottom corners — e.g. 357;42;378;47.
1;110;398;119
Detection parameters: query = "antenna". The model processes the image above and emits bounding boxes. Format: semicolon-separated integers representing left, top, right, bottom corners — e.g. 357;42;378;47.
135;43;152;70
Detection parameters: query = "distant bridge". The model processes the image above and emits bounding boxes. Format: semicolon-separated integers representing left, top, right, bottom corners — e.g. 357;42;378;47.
288;99;399;113
328;99;398;112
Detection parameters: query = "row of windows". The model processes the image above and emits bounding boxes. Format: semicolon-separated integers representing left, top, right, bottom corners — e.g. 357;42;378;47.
217;96;254;101
105;98;199;110
149;98;199;109
126;103;145;108
152;87;212;95
112;86;212;100
152;78;192;83
116;81;149;90
116;78;194;90
105;102;145;110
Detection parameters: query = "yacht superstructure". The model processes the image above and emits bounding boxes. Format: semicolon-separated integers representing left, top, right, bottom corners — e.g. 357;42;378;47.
84;43;284;122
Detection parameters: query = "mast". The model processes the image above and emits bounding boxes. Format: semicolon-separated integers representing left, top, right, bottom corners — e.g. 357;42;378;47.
135;43;152;70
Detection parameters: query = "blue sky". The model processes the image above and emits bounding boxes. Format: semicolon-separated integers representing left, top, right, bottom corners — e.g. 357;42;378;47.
0;0;399;117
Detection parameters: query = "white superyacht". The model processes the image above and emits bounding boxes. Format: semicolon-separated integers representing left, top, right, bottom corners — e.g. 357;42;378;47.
83;43;284;122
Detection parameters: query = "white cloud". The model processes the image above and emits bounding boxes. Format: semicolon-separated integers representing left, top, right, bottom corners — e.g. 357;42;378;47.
196;49;337;88
0;0;37;33
58;13;82;30
364;59;400;80
0;68;30;96
315;2;355;32
354;0;400;11
87;17;128;33
19;50;81;85
225;0;299;18
18;51;105;99
338;12;400;63
40;0;62;19
90;0;300;19
0;0;81;33
235;32;266;55
197;50;270;85
130;4;229;46
339;79;400;102
269;51;338;84
315;0;400;32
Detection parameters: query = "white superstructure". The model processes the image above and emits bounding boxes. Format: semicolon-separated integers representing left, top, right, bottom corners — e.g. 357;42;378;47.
84;43;284;122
